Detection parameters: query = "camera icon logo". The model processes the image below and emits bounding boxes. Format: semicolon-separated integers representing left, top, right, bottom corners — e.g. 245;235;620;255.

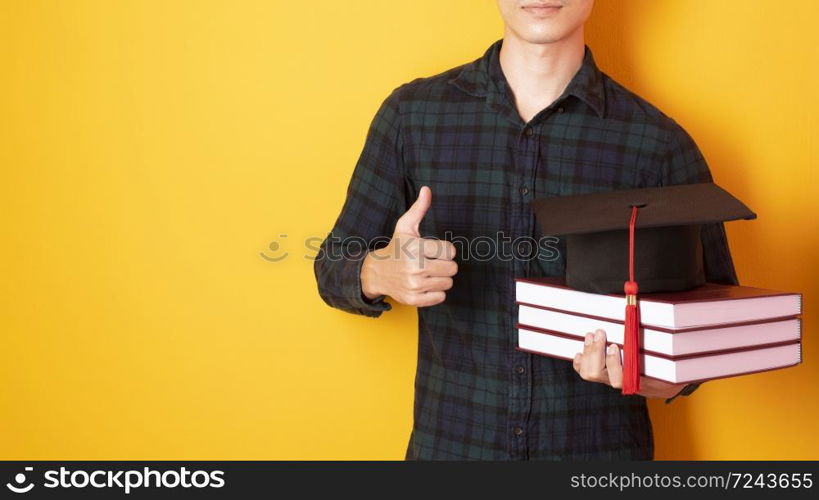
6;467;35;494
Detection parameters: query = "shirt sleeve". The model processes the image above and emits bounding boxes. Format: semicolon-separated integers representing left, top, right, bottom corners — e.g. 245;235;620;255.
313;86;409;317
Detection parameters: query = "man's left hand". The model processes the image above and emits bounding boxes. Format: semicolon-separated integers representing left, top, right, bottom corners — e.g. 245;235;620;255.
572;329;686;399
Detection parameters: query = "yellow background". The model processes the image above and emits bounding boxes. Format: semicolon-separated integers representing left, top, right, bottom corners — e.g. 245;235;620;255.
1;0;817;460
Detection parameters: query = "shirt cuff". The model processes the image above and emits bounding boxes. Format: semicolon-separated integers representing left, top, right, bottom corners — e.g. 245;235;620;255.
344;254;392;318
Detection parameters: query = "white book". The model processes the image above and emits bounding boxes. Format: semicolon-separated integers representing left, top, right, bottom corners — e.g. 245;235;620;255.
517;327;802;384
517;304;801;357
516;278;802;330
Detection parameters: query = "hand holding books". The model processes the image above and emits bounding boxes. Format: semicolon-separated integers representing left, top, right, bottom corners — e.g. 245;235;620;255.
572;328;687;399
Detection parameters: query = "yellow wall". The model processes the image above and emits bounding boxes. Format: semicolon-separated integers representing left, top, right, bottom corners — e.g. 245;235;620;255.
1;0;816;460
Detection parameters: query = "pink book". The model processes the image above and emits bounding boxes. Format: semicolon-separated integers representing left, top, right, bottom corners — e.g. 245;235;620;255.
515;277;802;329
516;324;801;384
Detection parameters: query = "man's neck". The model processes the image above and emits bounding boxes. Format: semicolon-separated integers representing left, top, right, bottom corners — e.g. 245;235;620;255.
499;28;586;123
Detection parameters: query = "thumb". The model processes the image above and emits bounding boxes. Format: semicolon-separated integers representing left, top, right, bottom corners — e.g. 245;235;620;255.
394;186;431;236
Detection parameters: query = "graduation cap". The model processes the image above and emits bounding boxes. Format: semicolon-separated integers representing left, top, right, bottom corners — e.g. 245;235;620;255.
531;182;756;394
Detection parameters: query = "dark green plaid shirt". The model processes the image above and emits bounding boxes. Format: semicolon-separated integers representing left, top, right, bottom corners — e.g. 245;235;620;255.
314;39;737;460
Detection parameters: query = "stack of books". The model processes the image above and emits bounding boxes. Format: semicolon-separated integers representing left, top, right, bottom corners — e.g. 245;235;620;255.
515;278;802;384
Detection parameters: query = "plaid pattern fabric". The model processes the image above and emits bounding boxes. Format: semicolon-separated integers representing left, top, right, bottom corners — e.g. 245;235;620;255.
314;39;738;460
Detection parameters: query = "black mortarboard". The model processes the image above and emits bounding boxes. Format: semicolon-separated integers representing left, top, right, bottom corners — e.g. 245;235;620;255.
530;182;756;394
531;183;757;294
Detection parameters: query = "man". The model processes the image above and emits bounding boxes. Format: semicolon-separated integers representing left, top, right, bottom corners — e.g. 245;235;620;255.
314;0;737;460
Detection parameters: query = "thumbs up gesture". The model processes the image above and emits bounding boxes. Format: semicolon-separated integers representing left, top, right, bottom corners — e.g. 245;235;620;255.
361;186;458;307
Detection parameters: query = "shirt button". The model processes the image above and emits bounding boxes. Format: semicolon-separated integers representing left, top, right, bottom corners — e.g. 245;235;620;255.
513;426;524;436
557;106;565;113
524;126;534;136
519;186;529;196
515;365;525;374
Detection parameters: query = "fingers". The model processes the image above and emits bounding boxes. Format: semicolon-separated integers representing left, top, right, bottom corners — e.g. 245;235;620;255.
389;236;455;261
413;291;446;308
423;258;458;277
605;343;623;389
402;290;446;307
581;330;607;379
422;277;453;292
394;186;432;237
418;238;456;260
573;329;613;385
399;275;452;308
385;236;456;269
406;276;452;294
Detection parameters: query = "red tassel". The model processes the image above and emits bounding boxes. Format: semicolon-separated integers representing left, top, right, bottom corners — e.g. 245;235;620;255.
622;282;641;394
621;206;641;395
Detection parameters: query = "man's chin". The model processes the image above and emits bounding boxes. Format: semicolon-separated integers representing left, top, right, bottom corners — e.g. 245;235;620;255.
510;25;569;45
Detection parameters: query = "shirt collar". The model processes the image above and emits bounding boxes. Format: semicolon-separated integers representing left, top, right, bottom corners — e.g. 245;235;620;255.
448;38;606;119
